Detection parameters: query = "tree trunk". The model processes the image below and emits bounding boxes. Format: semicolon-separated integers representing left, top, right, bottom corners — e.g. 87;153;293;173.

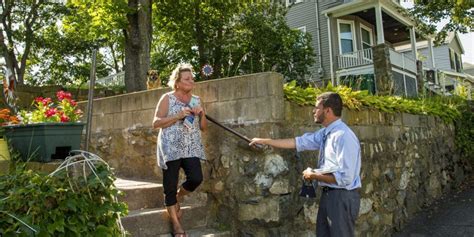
124;0;152;92
213;25;223;79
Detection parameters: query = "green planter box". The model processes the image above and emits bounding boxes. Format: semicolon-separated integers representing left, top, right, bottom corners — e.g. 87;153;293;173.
4;123;85;162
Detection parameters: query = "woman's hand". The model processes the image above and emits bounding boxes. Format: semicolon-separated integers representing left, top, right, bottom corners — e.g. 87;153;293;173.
176;107;192;119
192;106;204;117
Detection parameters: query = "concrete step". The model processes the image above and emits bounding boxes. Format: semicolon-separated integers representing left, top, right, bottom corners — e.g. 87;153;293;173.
122;206;208;236
115;178;164;210
157;228;232;237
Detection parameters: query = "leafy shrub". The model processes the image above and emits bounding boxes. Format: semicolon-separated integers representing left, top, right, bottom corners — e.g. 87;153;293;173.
0;158;127;236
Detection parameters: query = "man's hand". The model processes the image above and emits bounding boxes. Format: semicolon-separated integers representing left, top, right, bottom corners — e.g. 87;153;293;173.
302;167;318;181
249;138;270;147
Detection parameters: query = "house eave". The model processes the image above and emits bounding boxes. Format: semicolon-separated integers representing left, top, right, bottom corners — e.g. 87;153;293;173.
323;0;417;28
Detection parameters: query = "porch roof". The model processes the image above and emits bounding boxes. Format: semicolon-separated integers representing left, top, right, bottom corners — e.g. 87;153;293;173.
323;0;426;44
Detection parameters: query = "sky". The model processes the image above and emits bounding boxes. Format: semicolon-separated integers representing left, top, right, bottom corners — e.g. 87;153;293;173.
459;32;474;65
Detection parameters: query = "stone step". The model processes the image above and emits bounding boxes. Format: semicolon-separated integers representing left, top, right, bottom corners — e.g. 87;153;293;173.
157;228;232;237
122;206;208;236
115;178;164;210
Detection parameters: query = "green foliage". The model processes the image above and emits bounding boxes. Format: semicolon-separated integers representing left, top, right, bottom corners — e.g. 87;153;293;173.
284;81;473;161
0;0;67;84
0;160;127;236
454;101;474;162
407;0;473;44
284;81;465;123
152;1;314;83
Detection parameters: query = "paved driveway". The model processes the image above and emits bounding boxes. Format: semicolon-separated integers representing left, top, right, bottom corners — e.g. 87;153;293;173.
393;174;474;237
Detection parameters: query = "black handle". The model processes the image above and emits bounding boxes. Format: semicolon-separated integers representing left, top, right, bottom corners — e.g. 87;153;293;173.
204;114;264;149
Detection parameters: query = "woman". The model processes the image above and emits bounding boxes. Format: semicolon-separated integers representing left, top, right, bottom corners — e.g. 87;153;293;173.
152;63;207;237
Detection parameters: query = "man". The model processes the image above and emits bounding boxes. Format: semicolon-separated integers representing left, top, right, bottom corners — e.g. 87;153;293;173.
250;92;361;237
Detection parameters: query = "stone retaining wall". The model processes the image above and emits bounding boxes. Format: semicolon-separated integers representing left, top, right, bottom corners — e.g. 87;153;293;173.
83;72;470;236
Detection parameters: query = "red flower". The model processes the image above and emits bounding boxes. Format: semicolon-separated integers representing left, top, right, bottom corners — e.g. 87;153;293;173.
35;97;44;103
35;97;52;105
45;108;58;117
60;114;70;122
70;99;77;106
56;90;72;101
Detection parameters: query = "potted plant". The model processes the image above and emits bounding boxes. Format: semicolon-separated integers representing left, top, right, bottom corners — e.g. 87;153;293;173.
3;91;84;162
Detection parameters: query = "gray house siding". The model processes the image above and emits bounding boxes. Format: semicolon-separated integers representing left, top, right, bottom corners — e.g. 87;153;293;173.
402;45;453;71
286;2;319;81
318;0;343;82
286;0;342;83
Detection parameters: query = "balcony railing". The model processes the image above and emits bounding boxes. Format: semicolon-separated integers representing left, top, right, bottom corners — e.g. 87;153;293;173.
337;48;373;69
389;49;417;74
96;71;125;87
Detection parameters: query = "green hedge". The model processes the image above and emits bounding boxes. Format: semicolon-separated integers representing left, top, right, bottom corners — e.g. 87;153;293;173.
284;81;473;162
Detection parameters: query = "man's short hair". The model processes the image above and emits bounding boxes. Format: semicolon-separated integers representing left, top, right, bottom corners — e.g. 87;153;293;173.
317;92;343;117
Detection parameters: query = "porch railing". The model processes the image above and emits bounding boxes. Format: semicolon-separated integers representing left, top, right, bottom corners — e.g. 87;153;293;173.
96;71;125;87
389;49;417;74
337;48;373;69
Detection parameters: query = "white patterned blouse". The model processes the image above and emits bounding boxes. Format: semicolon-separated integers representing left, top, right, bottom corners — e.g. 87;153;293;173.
156;92;206;170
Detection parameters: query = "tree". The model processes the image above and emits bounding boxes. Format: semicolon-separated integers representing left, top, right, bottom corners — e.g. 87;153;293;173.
0;0;65;84
124;0;152;92
152;1;314;83
63;0;151;92
408;0;473;43
224;3;314;82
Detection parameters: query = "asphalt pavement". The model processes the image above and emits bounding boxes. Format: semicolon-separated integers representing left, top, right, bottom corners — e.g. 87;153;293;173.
393;173;474;237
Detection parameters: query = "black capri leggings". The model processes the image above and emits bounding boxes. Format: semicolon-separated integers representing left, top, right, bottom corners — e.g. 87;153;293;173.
162;157;203;206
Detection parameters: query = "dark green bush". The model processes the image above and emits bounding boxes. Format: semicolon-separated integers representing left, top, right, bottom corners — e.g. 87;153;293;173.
0;160;127;236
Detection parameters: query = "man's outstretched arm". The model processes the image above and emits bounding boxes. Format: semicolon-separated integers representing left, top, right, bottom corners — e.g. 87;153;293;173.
250;138;296;149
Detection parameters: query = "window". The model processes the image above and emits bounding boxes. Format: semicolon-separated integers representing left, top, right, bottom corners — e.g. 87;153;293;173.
286;0;303;7
360;25;373;50
449;48;456;70
455;53;462;72
337;20;356;54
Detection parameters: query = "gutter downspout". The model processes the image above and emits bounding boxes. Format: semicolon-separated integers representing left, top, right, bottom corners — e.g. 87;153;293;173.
326;13;335;85
315;1;323;78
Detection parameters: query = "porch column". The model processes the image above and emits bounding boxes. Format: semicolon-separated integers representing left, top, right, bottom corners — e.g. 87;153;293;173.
428;37;436;68
375;4;385;44
409;26;417;61
326;14;335;85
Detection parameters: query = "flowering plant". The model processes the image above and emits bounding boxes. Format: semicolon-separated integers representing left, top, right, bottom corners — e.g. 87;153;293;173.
0;108;19;126
18;90;83;124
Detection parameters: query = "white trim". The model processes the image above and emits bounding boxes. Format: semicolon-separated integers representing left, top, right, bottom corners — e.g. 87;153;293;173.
336;64;374;77
360;24;373;52
392;67;417;97
323;1;377;17
327;14;334;85
286;0;303;7
296;26;306;33
409;26;417;61
375;4;385;44
337;19;357;55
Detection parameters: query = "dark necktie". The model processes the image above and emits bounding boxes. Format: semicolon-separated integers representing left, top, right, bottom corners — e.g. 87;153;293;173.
318;132;328;168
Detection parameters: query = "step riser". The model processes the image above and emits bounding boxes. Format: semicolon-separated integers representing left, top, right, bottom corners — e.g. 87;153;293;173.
122;206;208;236
119;186;164;210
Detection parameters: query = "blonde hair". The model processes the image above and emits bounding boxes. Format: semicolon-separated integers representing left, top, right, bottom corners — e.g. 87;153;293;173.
168;63;194;90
